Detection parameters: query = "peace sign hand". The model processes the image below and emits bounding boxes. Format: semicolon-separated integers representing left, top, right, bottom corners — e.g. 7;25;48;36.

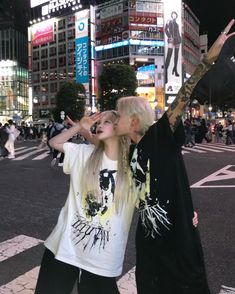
79;112;102;132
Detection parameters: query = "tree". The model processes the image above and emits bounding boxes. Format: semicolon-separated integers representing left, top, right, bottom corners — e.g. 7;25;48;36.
52;81;86;121
98;64;138;110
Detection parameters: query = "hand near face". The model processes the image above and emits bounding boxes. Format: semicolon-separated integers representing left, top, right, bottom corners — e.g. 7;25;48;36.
79;112;102;132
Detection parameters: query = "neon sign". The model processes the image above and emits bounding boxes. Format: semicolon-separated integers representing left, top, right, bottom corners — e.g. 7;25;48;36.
95;40;164;52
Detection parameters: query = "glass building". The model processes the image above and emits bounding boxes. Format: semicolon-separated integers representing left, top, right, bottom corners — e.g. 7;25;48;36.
0;28;29;123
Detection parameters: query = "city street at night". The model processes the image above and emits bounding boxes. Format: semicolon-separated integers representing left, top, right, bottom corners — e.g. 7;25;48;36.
0;140;234;294
1;0;235;293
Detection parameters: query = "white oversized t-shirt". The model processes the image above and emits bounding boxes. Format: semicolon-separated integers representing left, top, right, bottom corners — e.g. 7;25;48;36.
45;142;136;277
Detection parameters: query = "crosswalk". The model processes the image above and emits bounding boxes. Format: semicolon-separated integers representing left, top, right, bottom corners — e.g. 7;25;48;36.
0;235;234;294
182;143;235;154
0;143;234;162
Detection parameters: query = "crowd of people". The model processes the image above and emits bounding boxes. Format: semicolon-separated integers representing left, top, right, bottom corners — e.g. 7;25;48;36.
1;114;234;162
0;118;88;165
183;118;235;147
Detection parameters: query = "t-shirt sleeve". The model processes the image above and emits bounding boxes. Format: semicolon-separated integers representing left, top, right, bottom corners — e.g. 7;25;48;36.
63;142;95;175
63;142;80;174
146;113;185;149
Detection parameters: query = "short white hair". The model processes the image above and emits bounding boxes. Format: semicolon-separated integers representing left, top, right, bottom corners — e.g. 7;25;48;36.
117;96;155;134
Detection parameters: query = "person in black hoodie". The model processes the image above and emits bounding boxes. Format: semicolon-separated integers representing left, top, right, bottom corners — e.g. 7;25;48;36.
116;20;235;294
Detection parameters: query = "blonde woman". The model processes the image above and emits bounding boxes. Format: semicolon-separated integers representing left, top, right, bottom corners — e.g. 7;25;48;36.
35;111;136;294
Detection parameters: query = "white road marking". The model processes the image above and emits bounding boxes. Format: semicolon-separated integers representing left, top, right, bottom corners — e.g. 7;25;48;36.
182;150;190;154
15;147;37;155
14;147;27;151
13;148;47;160
117;267;136;294
182;146;206;153
0;266;40;294
191;165;235;188
0;235;42;262
219;285;235;294
193;145;223;152
32;152;50;160
199;145;235;152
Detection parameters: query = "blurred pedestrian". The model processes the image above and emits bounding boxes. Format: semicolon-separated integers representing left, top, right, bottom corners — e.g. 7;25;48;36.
49;119;66;167
4;120;19;159
184;118;195;147
224;119;234;145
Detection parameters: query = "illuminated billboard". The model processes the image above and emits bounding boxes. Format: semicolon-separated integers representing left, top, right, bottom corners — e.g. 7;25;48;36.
31;20;54;47
75;10;89;91
30;0;49;8
164;0;182;97
137;64;155;86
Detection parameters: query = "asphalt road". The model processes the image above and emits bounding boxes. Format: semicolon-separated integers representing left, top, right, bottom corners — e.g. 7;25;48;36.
0;140;234;294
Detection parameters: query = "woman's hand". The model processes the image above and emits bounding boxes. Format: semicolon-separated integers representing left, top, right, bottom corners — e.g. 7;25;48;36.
79;112;102;145
207;19;235;63
79;112;102;133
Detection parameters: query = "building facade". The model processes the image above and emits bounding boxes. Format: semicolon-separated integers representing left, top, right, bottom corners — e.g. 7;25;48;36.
28;0;96;119
95;0;201;115
95;0;165;113
28;0;201;119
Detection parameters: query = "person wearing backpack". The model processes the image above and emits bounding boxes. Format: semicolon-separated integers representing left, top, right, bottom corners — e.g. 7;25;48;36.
49;119;66;167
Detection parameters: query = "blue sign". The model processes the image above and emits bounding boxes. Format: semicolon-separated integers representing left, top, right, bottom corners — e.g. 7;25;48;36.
75;36;89;84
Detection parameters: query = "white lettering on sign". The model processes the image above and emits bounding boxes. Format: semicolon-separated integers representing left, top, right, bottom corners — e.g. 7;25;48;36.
48;0;80;13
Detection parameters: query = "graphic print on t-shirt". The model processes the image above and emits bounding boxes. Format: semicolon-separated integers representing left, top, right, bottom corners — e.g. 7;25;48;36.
130;147;171;237
71;168;117;251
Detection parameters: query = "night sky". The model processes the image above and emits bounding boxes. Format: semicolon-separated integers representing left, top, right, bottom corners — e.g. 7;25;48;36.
1;0;235;46
185;0;235;46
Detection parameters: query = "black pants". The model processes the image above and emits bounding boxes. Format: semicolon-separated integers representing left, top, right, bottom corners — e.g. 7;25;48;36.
135;221;211;294
52;149;64;163
35;248;119;294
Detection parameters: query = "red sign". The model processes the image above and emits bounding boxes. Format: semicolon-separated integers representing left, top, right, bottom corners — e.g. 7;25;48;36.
129;15;157;25
32;22;54;47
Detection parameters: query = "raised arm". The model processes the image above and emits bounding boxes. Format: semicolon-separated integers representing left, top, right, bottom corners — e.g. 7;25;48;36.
49;113;102;153
166;19;235;131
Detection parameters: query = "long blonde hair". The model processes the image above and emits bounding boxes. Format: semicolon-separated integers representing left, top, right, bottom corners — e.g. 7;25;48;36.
117;96;155;135
81;111;131;212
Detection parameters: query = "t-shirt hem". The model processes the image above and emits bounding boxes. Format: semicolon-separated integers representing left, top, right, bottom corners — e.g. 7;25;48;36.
44;243;121;278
